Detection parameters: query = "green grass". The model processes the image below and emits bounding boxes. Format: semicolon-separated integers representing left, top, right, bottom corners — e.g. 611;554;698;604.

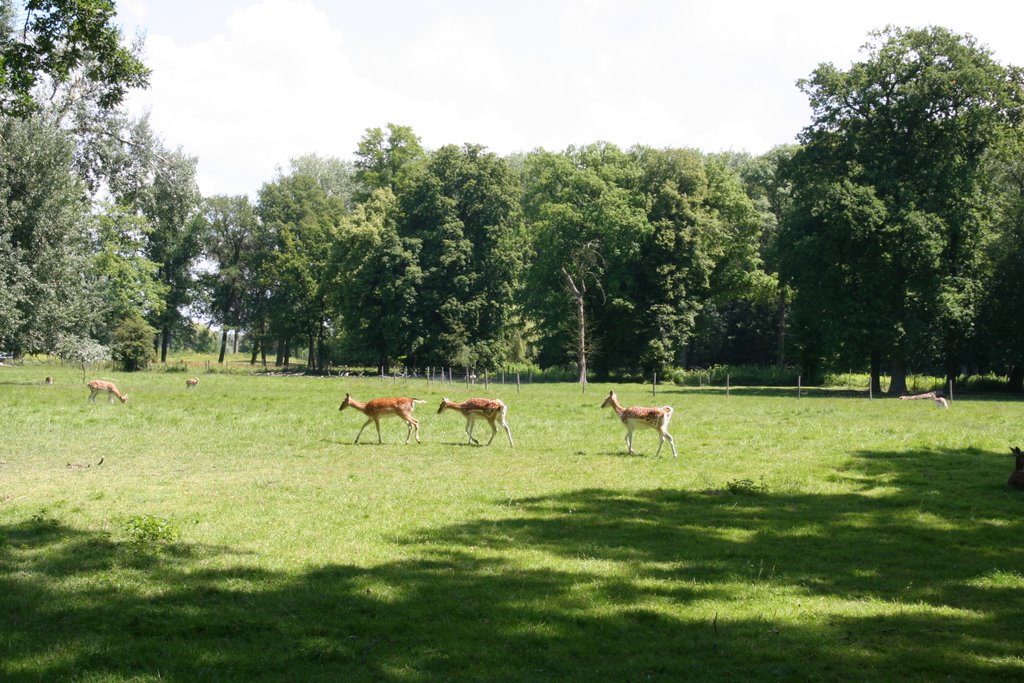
1;366;1022;681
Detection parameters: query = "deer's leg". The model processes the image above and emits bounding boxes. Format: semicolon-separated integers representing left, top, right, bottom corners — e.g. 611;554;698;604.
665;430;678;458
88;389;96;402
484;417;498;445
404;415;419;444
355;417;373;443
107;392;114;404
500;416;514;448
375;417;384;444
625;425;634;455
465;415;479;445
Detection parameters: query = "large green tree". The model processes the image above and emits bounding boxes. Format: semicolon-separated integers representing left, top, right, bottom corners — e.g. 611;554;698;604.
90;202;167;344
0;115;97;355
353;123;425;202
257;172;344;370
782;26;1024;393
0;0;148;117
329;187;421;373
977;135;1024;390
199;194;259;363
522;144;649;375
398;143;525;370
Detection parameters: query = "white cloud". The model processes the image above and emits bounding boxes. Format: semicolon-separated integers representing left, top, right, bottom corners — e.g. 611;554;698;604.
122;0;1024;197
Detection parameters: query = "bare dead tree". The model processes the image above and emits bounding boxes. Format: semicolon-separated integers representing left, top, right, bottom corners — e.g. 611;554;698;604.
561;241;604;388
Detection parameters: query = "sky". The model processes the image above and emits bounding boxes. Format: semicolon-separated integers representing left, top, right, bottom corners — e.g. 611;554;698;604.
115;0;1024;198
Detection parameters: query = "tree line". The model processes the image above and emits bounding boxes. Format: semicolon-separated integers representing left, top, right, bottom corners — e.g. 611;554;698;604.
2;6;1023;392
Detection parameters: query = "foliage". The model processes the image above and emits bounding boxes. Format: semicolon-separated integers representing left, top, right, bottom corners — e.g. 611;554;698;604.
329;187;420;370
110;315;155;371
0;0;149;117
53;332;108;380
398;143;525;370
90;202;167;342
725;477;768;496
258;172;344;370
0;115;98;355
122;514;179;547
197;194;259;362
353;122;425;201
783;26;1024;393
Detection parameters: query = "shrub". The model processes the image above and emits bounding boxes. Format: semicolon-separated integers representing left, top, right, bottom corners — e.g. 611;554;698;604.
111;317;157;371
122;514;179;546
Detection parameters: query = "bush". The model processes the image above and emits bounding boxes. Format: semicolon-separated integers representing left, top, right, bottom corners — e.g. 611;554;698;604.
111;317;157;371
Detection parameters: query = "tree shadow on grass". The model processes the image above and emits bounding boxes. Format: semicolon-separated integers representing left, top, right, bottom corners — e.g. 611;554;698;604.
1;447;1022;681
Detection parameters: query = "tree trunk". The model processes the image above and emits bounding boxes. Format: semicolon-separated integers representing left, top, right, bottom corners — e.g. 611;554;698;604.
870;348;882;395
218;329;228;364
307;334;316;371
250;337;259;365
563;268;587;386
888;356;908;396
775;292;787;367
232;329;239;354
1008;363;1023;393
160;327;170;363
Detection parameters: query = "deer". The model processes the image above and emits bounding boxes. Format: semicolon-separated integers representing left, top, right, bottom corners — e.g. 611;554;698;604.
899;391;948;409
186;377;200;389
87;379;128;404
601;390;677;457
339;393;426;444
437;397;514;447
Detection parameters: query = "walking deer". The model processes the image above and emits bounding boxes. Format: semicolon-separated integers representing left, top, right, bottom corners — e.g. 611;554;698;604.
186;377;200;388
87;379;128;404
601;390;677;457
339;393;426;444
437;397;514;447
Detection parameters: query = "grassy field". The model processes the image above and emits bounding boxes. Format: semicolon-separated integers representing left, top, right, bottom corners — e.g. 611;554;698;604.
1;365;1022;681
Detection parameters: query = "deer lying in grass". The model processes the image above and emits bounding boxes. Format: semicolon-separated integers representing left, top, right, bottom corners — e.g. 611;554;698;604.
186;377;199;388
601;390;677;457
899;391;948;409
437;397;514;447
339;393;426;444
87;379;127;404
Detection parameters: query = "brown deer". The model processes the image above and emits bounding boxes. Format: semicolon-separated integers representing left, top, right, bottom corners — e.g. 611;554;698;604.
437;397;514;447
1009;447;1024;490
339;393;426;444
186;377;200;389
87;379;127;404
899;391;948;409
601;390;677;457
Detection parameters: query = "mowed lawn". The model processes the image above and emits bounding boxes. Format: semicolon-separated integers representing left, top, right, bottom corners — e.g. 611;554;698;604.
1;367;1022;681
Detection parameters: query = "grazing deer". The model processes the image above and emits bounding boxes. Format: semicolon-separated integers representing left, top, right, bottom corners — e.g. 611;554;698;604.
186;377;200;389
87;379;128;404
437;397;514;447
339;393;426;444
899;391;948;409
601;390;677;457
45;376;53;385
1009;447;1024;490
